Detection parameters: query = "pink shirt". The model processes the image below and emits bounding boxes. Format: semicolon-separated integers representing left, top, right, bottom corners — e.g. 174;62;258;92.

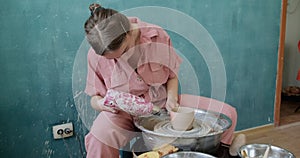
85;17;182;107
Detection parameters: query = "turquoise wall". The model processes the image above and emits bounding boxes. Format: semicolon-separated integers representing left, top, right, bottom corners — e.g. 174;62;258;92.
0;0;282;157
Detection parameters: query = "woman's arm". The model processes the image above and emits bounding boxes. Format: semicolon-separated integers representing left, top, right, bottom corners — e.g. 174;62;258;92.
90;95;103;111
90;95;118;113
166;76;180;111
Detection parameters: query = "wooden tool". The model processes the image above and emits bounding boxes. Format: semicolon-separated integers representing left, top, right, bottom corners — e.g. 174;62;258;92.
241;149;249;158
263;145;270;158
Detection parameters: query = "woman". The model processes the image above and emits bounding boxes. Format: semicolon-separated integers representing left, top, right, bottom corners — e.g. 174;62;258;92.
83;3;244;158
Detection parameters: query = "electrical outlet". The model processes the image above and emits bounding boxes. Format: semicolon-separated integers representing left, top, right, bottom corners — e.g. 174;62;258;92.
52;122;73;139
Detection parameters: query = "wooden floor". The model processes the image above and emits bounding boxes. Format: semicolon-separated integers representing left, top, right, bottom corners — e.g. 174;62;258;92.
238;99;300;157
242;122;300;157
280;99;300;125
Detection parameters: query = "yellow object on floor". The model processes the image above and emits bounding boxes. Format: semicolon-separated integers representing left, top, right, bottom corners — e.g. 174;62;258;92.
137;151;160;158
153;144;179;157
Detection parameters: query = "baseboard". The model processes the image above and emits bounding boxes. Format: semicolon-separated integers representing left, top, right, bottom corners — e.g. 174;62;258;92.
234;124;274;136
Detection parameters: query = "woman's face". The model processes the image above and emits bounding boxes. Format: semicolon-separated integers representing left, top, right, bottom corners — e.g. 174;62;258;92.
103;34;133;59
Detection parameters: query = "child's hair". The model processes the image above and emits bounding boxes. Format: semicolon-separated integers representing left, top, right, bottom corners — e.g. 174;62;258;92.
84;3;130;55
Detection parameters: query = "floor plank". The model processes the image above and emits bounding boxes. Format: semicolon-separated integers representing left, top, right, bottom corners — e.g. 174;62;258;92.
280;97;300;125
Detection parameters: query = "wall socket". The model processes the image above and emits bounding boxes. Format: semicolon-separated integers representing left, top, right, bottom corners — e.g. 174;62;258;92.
52;122;74;139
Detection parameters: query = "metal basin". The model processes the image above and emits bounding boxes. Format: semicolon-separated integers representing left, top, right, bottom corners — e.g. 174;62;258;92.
134;108;232;155
239;144;295;158
162;151;217;158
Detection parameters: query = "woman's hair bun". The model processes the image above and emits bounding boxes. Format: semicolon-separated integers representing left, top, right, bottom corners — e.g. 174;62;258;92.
89;3;102;13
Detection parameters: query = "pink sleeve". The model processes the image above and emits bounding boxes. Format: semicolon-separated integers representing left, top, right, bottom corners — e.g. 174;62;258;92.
84;48;107;97
136;19;182;79
103;89;153;116
168;38;182;79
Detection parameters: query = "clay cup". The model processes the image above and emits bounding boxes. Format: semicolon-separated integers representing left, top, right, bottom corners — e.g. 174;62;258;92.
170;106;195;131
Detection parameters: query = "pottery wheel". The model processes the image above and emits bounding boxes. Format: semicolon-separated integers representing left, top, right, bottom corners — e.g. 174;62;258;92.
153;120;212;137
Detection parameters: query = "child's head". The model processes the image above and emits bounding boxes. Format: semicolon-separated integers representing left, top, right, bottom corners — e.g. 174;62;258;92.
84;3;130;56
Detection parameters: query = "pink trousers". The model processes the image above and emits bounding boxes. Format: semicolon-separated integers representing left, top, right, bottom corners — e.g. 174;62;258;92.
85;94;237;158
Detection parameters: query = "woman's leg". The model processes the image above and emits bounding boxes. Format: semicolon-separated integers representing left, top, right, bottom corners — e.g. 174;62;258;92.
85;133;120;158
85;110;136;158
178;94;237;145
178;94;246;157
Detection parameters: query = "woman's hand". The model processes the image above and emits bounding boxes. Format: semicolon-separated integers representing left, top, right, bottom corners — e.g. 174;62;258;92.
91;95;119;113
166;95;179;111
166;77;179;111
